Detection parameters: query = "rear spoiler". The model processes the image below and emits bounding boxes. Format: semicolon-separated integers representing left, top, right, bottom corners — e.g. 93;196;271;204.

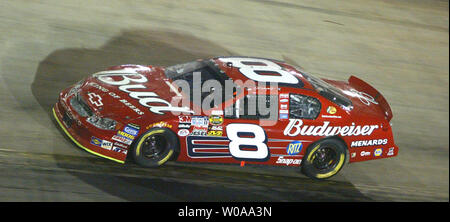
348;75;393;121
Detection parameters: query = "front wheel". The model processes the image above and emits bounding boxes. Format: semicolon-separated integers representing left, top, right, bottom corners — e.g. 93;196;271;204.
301;138;347;180
131;127;179;168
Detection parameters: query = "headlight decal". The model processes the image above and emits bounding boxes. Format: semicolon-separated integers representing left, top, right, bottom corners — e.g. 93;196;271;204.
86;115;117;130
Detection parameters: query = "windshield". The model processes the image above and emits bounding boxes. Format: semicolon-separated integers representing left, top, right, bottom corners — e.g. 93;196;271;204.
164;60;229;108
299;70;352;108
165;60;205;79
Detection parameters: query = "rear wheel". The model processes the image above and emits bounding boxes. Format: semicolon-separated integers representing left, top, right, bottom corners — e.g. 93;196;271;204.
132;127;179;168
301;138;347;180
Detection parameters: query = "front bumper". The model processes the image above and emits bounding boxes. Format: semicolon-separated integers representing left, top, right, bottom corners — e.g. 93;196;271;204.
53;100;127;164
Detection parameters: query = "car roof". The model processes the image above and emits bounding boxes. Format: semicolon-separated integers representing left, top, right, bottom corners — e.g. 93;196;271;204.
211;56;313;91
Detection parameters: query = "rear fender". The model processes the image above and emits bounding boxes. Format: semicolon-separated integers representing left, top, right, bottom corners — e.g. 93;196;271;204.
348;76;393;121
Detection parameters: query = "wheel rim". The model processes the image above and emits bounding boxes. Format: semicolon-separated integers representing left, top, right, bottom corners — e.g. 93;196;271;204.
311;146;338;171
141;134;167;160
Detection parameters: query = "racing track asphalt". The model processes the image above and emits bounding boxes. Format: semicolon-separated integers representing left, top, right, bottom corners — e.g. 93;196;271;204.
0;0;448;201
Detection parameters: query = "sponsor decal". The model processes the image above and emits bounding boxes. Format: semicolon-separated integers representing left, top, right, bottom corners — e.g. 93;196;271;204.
101;140;113;150
321;115;342;119
280;99;289;103
284;119;379;137
207;130;223;136
90;136;102;147
178;129;190;137
128;123;140;128
113;142;128;149
178;116;192;129
279;93;289;99
374;148;383;157
146;121;173;130
112;135;132;145
117;130;135;140
351;152;356;158
276;156;301;166
189;116;208;136
387;147;395;156
178;116;192;123
191;116;209;127
90;137;112;150
112;146;128;155
190;129;207;136
279;110;288;114
351;139;388;148
209;125;223;131
360;151;371;157
209;115;223;125
87;92;103;107
286;141;303;155
178;123;191;129
124;124;140;136
279;113;288;119
280;104;288;109
327;106;337;114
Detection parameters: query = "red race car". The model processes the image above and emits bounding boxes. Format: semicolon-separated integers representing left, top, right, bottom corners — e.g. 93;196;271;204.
53;56;398;179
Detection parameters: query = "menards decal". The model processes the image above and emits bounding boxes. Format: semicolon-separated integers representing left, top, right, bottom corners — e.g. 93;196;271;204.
284;119;379;137
351;139;388;147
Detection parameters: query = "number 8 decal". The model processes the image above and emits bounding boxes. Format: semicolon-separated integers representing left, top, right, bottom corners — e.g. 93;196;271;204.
218;57;299;84
226;123;270;161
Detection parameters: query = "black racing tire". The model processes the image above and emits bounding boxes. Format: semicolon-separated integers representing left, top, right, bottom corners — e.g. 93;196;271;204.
301;138;347;180
131;127;179;168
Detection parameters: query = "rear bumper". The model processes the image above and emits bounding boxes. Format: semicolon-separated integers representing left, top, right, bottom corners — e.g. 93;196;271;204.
348;143;399;163
53;101;126;164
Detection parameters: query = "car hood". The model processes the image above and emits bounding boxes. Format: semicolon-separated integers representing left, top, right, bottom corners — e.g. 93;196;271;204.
78;65;192;124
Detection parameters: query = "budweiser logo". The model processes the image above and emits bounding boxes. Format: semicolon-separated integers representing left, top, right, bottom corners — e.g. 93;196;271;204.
283;119;379;137
95;70;193;115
